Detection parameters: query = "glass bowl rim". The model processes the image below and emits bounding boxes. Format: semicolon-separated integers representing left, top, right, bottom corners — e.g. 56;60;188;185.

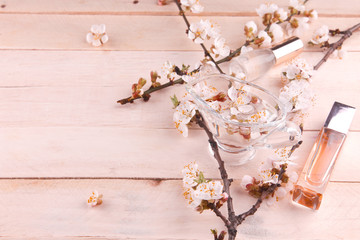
185;73;287;128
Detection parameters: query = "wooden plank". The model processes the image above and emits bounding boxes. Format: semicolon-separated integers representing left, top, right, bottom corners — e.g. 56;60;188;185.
0;179;358;239
0;51;359;131
0;15;359;51
0;127;359;181
0;0;359;17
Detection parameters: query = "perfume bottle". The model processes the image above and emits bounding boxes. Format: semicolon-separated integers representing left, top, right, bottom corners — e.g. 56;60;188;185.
229;37;303;81
292;102;356;210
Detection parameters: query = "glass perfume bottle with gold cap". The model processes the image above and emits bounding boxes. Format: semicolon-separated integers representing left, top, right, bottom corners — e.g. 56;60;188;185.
292;102;356;210
229;37;303;81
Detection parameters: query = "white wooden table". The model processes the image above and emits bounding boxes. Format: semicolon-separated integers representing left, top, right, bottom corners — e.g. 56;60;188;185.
0;1;359;239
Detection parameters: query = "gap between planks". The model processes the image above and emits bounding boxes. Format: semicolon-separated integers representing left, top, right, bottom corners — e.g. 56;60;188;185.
0;11;359;18
0;178;358;184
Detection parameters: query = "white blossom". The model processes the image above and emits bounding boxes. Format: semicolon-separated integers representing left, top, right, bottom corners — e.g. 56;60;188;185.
192;81;218;100
258;158;280;184
257;30;272;47
269;23;284;43
201;19;221;39
87;190;103;206
279;79;315;112
241;175;254;190
286;17;309;37
188;21;207;44
289;0;306;12
173;98;197;137
311;25;329;45
181;0;204;13
244;21;258;38
309;10;318;21
183;187;202;209
275;8;288;21
86;24;109;47
256;3;279;17
193;181;223;201
212;37;230;57
331;49;347;60
161;61;178;81
182;162;200;188
188;19;220;43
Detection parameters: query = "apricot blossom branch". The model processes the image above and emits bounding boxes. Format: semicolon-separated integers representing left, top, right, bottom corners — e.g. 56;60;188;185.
195;111;303;240
117;78;185;105
236;141;302;225
173;0;224;74
314;22;360;70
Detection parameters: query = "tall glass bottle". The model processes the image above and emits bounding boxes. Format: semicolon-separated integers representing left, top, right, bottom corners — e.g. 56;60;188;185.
229;37;303;81
292;102;356;210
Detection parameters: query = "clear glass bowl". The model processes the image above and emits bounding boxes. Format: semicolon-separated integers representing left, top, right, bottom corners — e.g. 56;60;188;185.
186;74;301;165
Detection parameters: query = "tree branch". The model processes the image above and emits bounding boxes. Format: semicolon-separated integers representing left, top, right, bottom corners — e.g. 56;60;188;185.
208;203;231;227
173;0;224;74
236;140;302;225
195;112;237;239
314;22;360;70
236;165;286;225
117;78;185;105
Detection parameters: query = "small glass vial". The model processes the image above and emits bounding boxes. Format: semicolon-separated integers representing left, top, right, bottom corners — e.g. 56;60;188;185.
229;37;303;81
292;102;356;210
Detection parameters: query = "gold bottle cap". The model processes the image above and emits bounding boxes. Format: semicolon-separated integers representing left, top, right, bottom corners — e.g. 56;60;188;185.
271;37;304;65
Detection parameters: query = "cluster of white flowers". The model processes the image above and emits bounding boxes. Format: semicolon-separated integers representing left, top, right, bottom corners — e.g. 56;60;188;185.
180;0;204;13
182;162;225;210
331;48;347;60
241;148;299;206
245;0;317;47
187;19;230;58
282;58;313;82
310;25;347;60
279;79;315;113
86;24;109;47
173;95;197;137
188;19;220;44
285;17;309;37
279;58;315;113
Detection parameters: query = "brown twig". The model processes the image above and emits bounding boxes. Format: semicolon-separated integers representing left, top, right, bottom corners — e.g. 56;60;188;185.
208;203;231;227
215;41;250;65
314;22;360;70
195;111;303;239
173;0;224;74
236;165;286;225
117;78;184;105
236;140;302;224
195;112;237;239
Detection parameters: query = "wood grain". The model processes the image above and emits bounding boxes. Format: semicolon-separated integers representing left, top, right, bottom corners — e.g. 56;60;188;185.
0;179;359;239
0;51;359;130
1;127;359;181
0;15;359;51
0;0;359;239
0;0;359;17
